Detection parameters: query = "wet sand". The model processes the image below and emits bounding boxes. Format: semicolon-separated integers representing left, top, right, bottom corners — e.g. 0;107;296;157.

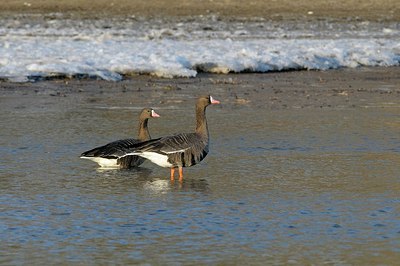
1;0;400;21
1;67;400;111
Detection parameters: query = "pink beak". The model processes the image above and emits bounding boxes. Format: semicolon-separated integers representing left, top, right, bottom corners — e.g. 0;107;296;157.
151;110;161;117
210;96;220;104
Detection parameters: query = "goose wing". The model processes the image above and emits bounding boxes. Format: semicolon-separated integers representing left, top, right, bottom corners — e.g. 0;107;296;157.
120;133;205;157
81;138;140;159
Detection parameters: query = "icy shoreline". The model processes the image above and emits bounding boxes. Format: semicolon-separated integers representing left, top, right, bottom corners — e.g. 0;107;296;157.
1;15;399;82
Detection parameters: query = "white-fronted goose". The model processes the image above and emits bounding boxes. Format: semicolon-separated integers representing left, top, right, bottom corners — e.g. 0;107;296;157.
80;108;160;168
117;95;220;181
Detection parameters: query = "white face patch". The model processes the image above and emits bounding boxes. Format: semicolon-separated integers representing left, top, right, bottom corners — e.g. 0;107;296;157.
209;95;220;104
151;110;160;118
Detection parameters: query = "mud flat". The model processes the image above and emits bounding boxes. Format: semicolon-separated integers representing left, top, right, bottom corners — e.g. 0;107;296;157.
1;67;400;111
1;0;400;21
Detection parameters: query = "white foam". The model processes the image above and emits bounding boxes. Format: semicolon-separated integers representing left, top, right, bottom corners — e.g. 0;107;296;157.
0;16;399;81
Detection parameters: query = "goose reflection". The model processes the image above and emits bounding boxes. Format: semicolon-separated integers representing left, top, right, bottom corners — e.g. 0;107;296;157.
92;167;210;194
143;177;210;194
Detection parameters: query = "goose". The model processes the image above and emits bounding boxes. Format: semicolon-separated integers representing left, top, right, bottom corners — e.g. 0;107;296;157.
80;108;160;168
116;95;220;181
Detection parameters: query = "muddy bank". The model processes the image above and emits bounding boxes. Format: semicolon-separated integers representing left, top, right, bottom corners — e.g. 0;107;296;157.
1;67;400;111
1;0;399;21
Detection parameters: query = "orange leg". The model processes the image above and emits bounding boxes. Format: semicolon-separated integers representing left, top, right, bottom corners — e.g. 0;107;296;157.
170;167;176;181
178;167;184;182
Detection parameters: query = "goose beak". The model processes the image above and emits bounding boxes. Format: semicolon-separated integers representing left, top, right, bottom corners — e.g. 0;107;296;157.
210;96;220;104
151;110;161;118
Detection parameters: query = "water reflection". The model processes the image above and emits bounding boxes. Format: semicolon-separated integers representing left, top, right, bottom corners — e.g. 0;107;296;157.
80;166;210;194
142;178;210;194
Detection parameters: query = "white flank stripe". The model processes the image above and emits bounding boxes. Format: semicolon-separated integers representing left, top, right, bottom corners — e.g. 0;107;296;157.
81;156;119;168
130;152;173;168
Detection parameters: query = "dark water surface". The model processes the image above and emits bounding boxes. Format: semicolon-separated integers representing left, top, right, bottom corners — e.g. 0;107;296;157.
1;80;400;265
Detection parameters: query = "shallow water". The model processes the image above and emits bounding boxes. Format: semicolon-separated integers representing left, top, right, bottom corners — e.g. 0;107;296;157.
1;84;400;265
